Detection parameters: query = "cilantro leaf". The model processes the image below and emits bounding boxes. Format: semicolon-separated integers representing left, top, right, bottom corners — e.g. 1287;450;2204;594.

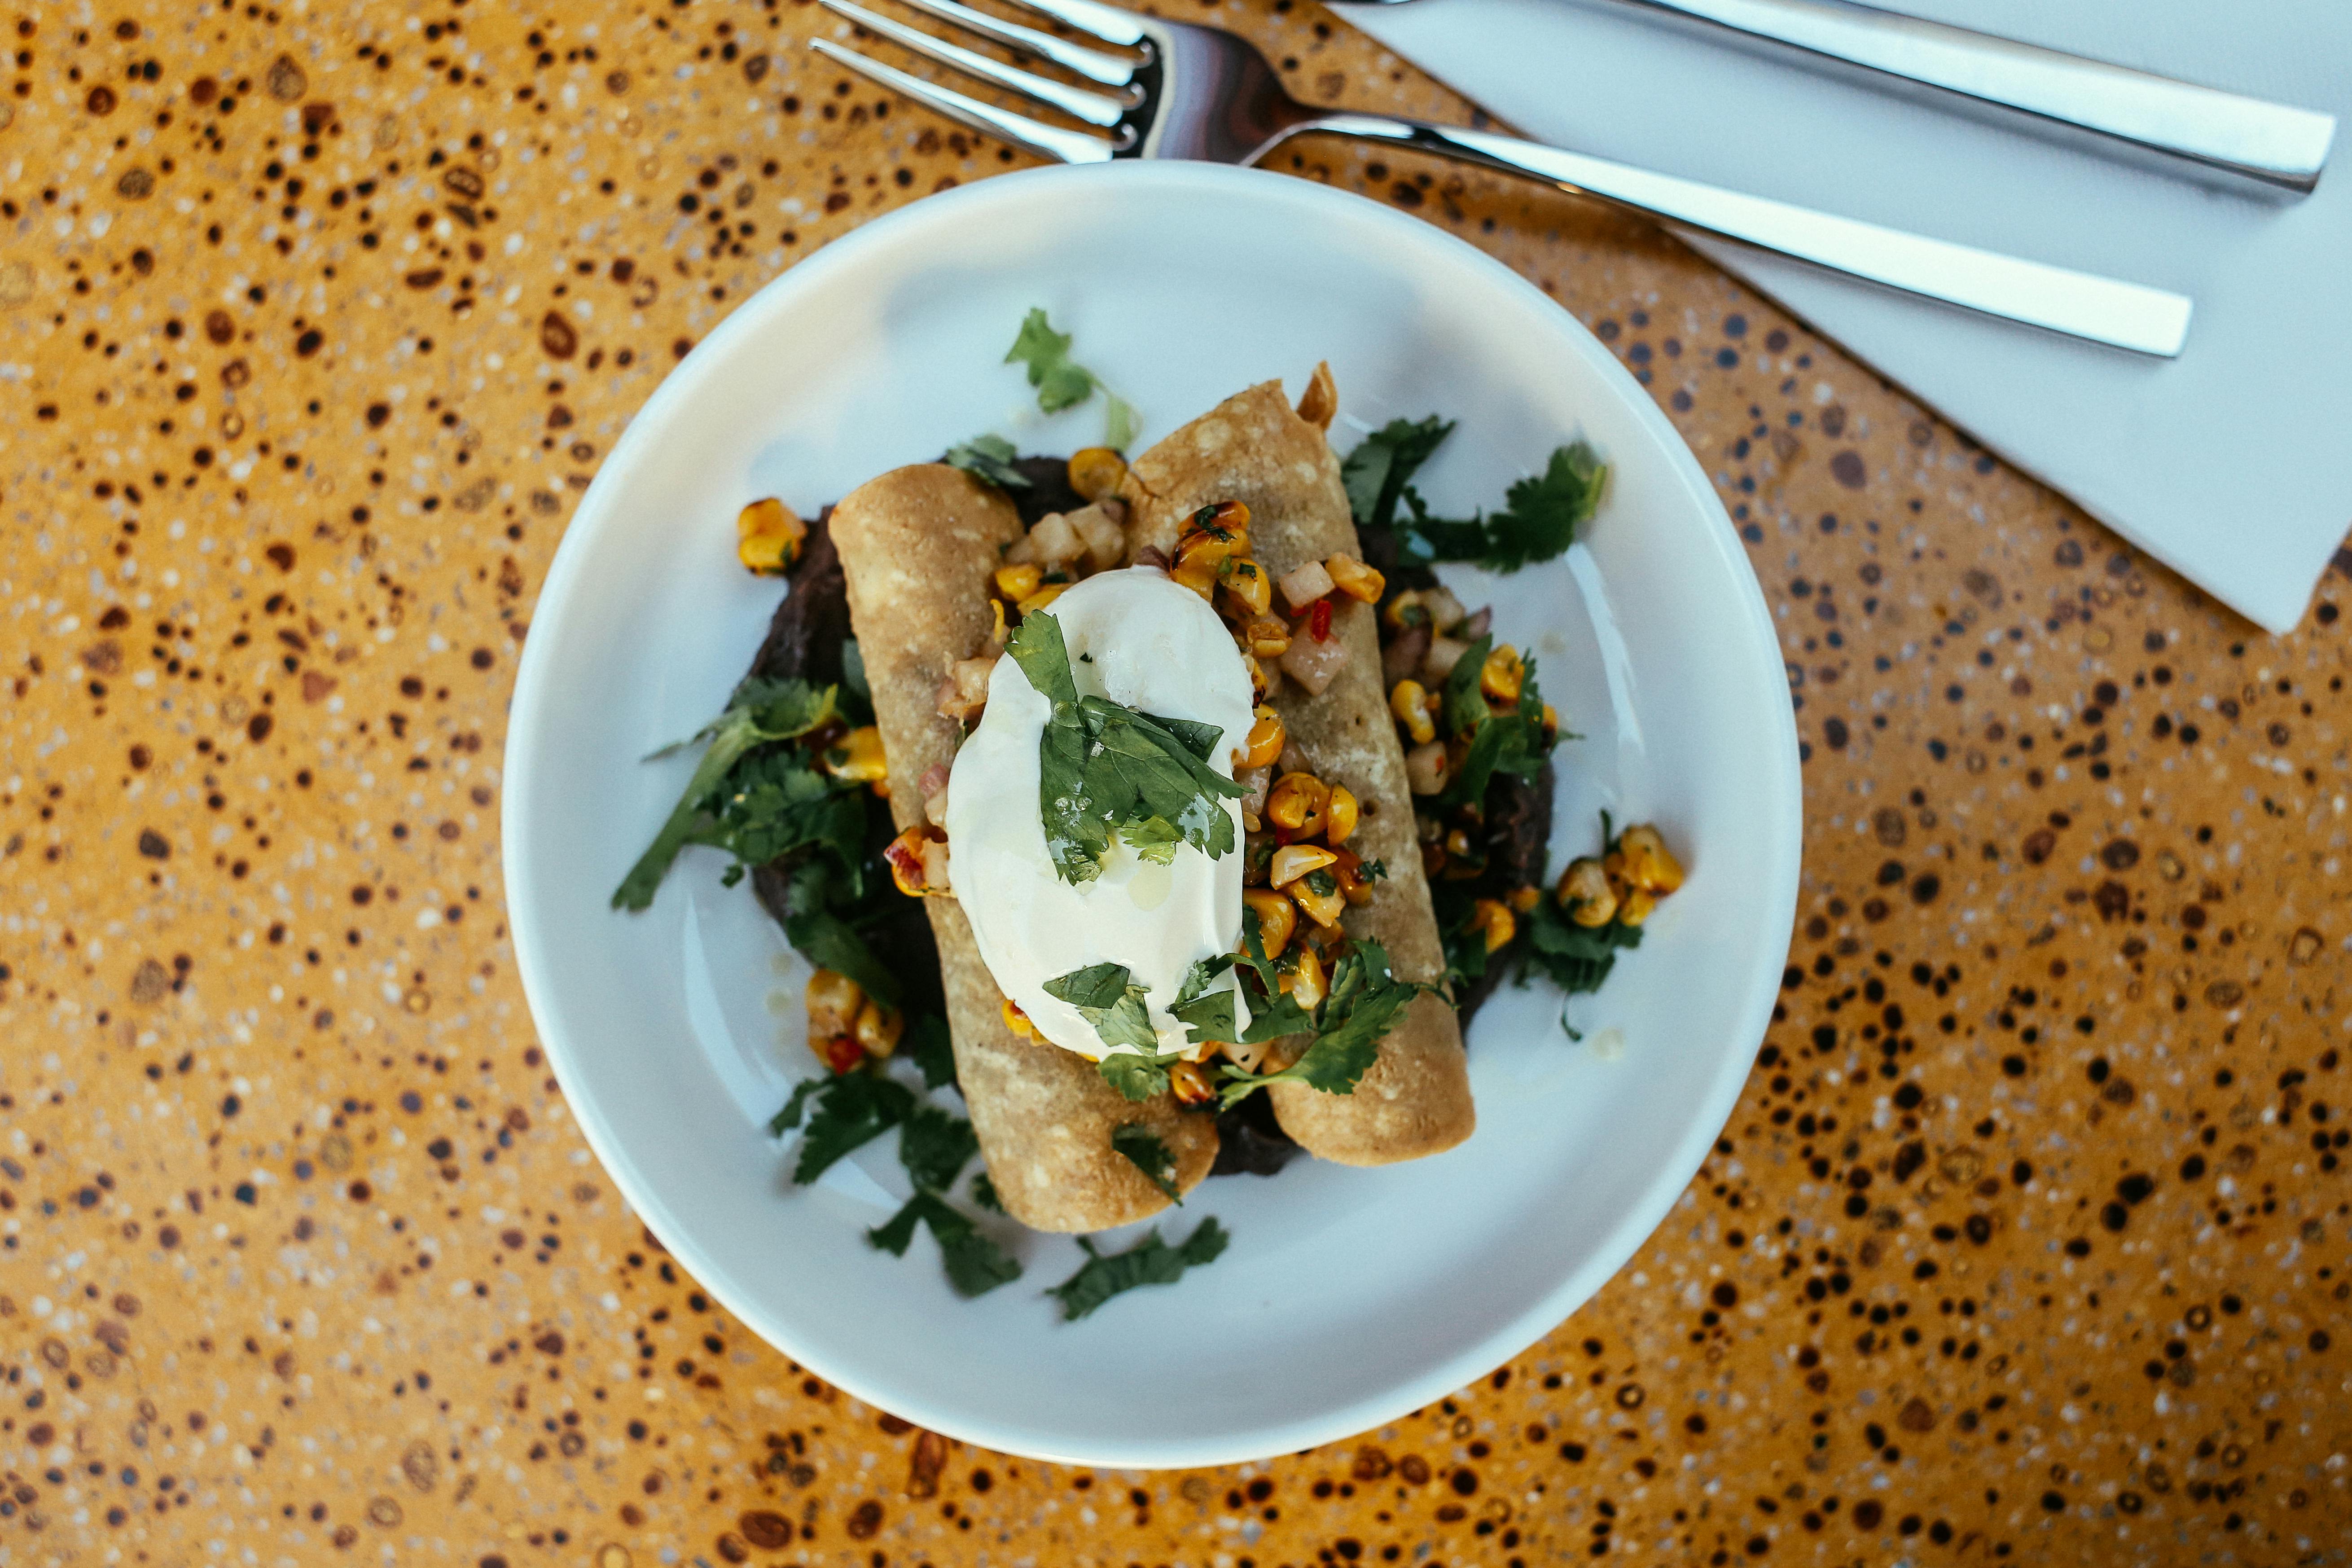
773;1069;916;1184
1043;962;1161;1054
867;1192;1022;1297
1391;443;1607;572
782;907;901;1011
897;1103;980;1193
1217;942;1424;1107
906;1011;958;1092
969;1171;1004;1214
1095;1048;1186;1103
1005;308;1094;413
1046;1217;1230;1321
944;433;1030;490
1119;815;1185;864
1005;605;1082;707
614;678;840;910
1102;391;1141;452
1522;896;1643;997
1110;1124;1182;1203
1440;633;1496;736
1342;415;1455;534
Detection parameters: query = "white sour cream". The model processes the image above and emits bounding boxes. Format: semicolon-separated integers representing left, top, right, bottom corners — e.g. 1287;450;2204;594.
945;568;1256;1060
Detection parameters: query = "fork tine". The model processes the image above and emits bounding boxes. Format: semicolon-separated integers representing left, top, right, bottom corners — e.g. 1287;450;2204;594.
987;0;1147;49
818;0;1129;128
879;0;1140;88
810;38;1117;165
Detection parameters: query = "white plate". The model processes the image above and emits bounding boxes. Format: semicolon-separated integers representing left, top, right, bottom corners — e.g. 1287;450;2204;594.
502;162;1801;1469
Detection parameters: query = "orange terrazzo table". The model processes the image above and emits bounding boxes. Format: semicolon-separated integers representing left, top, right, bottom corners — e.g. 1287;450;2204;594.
3;3;2350;1564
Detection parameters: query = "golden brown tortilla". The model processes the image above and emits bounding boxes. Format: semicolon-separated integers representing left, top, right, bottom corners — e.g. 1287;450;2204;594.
1120;377;1476;1165
827;463;1219;1231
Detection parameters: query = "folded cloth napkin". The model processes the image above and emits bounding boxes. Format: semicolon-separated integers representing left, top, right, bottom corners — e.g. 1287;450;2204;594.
1334;0;2351;632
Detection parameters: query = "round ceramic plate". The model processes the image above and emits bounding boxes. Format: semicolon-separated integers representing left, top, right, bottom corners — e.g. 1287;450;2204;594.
502;161;1801;1469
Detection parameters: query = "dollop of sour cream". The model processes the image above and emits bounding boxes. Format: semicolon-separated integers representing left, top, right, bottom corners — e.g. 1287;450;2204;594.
946;567;1256;1060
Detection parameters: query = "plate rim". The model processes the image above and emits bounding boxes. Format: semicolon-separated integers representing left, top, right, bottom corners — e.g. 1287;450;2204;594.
500;158;1803;1468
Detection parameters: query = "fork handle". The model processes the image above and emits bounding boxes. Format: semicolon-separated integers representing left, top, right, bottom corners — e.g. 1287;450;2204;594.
1276;115;2191;356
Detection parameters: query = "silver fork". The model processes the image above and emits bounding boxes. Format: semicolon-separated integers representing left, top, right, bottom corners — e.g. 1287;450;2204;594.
809;0;2192;357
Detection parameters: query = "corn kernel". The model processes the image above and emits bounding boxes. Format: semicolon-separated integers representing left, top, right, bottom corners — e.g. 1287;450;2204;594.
1242;651;1272;703
1290;875;1346;928
1617;823;1686;894
1242;614;1293;659
806;968;865;1038
822;725;889;784
1000;998;1034;1038
1329;848;1375;907
1066;446;1128;502
1541;702;1559;742
1507;884;1542;913
1282;949;1328;1011
1382;590;1429;631
853;998;903;1057
1016;584;1067;617
1325;553;1385;603
1468;898;1517;953
1480;644;1524;705
1558;857;1618;927
1323;786;1359;845
988;597;1009;647
1269;843;1338;888
1618;887;1659;927
1390;680;1435;744
885;825;949;897
1237;708;1286;772
736;497;807;576
1265;772;1330;836
993;562;1043;601
1404;738;1451;796
1221;558;1273;618
1168;1059;1216;1107
1243;887;1298;959
1170;552;1220;599
1178;500;1251;556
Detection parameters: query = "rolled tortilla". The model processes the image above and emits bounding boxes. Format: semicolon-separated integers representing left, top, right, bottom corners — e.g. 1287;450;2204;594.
1120;377;1476;1165
828;463;1219;1232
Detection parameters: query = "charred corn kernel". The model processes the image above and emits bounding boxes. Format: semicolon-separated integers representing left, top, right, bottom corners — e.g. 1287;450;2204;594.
1468;898;1517;953
1507;884;1542;913
853;998;903;1058
1178;499;1250;555
736;497;807;576
1619;887;1659;927
1269;843;1338;888
1168;1059;1216;1107
1541;703;1559;742
1290;874;1346;928
1170;552;1221;599
1390;679;1435;744
994;562;1043;601
1221;558;1273;617
885;825;948;897
1067;446;1128;502
822;725;889;784
1325;553;1386;603
1282;949;1328;1011
988;596;1009;647
1243;887;1298;958
1242;615;1293;659
1016;583;1067;617
1444;826;1477;861
1558;856;1618;927
1323;786;1359;845
1480;644;1525;705
1237;708;1286;771
1000;998;1035;1039
1329;851;1375;908
1617;823;1686;894
1265;772;1330;836
806;968;866;1037
1382;589;1431;631
1242;651;1272;703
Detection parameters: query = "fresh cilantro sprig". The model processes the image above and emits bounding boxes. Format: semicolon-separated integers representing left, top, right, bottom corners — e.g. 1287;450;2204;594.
869;1193;1023;1297
613;677;843;910
1521;896;1644;996
1005;307;1139;450
768;1067;915;1185
1110;1125;1182;1203
1343;417;1606;573
1211;941;1423;1108
1006;611;1247;886
1046;1217;1229;1321
1436;634;1555;810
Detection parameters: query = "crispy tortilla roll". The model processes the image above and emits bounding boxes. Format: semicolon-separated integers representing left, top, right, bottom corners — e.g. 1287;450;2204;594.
828;463;1218;1232
1122;379;1476;1166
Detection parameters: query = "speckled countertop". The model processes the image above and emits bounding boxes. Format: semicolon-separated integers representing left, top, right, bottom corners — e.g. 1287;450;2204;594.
4;3;2349;1564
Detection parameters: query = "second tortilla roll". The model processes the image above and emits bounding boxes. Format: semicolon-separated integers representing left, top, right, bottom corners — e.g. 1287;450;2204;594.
1121;377;1476;1165
827;463;1219;1232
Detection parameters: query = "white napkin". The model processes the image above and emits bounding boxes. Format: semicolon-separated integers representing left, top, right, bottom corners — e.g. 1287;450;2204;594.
1333;0;2351;632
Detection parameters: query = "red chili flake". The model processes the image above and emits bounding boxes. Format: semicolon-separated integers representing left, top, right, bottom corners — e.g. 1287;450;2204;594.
1308;597;1334;642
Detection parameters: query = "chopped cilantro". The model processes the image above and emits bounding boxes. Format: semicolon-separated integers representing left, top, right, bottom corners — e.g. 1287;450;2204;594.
1522;896;1643;996
969;1171;1004;1214
1045;1217;1229;1321
768;1068;915;1185
1110;1124;1182;1203
781;906;901;1011
944;433;1029;490
867;1192;1022;1297
1215;941;1422;1108
905;1011;958;1092
612;677;842;910
896;1103;981;1194
1006;611;1247;885
1043;962;1162;1054
1343;417;1606;573
1095;1046;1188;1104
